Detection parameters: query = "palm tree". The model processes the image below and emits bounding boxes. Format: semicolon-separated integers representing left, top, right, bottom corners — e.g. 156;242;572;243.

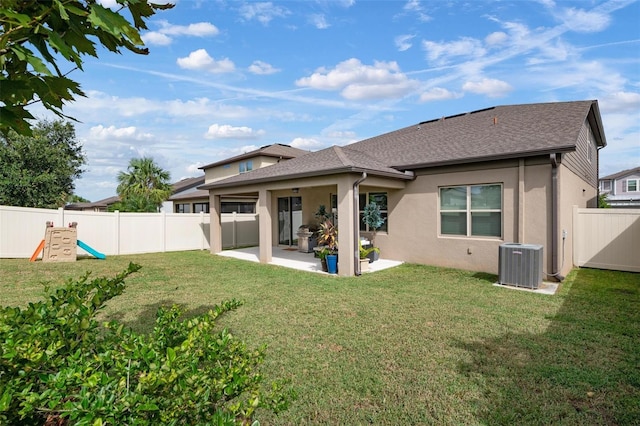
116;157;172;212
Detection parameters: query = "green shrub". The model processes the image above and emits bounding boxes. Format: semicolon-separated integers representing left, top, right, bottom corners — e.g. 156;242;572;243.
0;263;292;425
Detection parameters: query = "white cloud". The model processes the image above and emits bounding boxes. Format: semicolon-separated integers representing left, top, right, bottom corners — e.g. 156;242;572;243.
248;60;280;75
177;49;235;73
310;14;330;29
395;34;415;52
419;87;463;102
186;163;205;175
143;21;219;46
600;92;640;114
239;2;290;25
290;137;324;150
560;7;610;33
403;0;431;22
89;125;153;141
159;21;220;36
295;58;419;100
422;37;487;65
325;130;356;139
462;78;513;98
205;124;265;139
485;31;508;46
142;32;172;46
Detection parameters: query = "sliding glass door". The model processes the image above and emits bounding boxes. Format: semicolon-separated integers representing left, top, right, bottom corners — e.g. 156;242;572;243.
278;196;302;246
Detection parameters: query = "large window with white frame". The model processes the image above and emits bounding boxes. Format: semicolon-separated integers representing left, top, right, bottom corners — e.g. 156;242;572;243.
439;184;502;238
626;179;638;192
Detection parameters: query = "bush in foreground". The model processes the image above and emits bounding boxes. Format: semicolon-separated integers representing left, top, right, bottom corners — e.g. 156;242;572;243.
0;263;291;425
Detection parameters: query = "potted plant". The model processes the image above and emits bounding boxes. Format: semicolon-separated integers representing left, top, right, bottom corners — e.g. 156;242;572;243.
317;247;330;272
317;219;338;273
314;204;332;226
362;202;385;262
359;242;379;272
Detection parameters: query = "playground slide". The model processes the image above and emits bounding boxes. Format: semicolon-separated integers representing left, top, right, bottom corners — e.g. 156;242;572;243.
29;240;45;262
77;240;106;260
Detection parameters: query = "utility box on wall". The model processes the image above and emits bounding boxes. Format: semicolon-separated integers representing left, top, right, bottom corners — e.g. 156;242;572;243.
43;227;77;262
498;243;543;289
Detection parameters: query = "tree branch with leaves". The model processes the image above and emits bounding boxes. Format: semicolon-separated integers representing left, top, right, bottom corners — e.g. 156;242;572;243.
0;0;174;135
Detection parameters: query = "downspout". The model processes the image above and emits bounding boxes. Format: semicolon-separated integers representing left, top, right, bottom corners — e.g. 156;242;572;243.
353;172;368;276
549;153;564;281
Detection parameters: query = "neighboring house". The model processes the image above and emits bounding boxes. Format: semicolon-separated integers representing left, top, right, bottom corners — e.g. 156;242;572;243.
65;196;120;212
599;167;640;208
168;143;309;214
200;100;607;278
162;176;207;213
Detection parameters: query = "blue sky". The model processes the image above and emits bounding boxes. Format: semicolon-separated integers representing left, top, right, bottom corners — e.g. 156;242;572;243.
33;0;640;202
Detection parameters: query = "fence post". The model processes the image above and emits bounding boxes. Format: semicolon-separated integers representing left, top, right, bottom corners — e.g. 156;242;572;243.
58;207;65;227
115;210;121;255
233;212;238;248
572;205;578;267
162;211;167;252
200;211;205;250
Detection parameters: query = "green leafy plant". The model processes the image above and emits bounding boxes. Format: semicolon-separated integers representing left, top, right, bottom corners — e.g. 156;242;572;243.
0;263;292;425
362;202;385;246
314;205;332;225
317;220;338;253
0;1;174;136
359;242;380;259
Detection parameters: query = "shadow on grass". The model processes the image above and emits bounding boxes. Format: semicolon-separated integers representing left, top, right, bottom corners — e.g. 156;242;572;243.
471;272;498;283
104;299;221;334
457;268;640;425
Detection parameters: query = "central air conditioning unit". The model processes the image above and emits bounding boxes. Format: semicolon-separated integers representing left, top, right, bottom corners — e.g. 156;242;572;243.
498;243;543;289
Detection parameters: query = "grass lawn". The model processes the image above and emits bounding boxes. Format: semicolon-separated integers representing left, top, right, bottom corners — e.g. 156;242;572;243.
1;251;638;425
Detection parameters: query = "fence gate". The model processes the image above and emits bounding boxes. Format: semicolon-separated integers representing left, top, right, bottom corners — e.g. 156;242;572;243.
573;207;640;272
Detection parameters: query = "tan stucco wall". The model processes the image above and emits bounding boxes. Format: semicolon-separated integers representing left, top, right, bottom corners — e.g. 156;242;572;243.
204;156;280;183
558;163;598;276
383;161;559;275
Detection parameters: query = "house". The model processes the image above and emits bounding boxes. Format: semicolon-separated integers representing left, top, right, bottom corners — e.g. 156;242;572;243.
599;167;640;208
167;144;309;214
200;100;607;278
65;195;120;212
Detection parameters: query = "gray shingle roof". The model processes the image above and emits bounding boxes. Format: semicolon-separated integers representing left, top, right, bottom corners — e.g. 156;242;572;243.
349;100;604;168
200;100;606;190
600;166;640;181
199;145;412;189
199;143;309;170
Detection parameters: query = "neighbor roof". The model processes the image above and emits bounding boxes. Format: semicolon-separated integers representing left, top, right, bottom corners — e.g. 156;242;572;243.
200;100;606;191
199;145;413;190
170;176;204;193
199;143;309;170
600;166;640;181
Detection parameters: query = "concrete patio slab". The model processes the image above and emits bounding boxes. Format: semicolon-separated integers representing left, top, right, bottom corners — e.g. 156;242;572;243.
492;281;559;295
217;246;403;275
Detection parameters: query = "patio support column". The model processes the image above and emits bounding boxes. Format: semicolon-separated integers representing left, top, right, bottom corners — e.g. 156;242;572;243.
258;188;272;264
336;175;356;276
209;193;222;254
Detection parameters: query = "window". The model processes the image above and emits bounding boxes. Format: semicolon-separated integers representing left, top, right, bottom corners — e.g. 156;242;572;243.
626;179;638;192
193;203;209;213
359;192;388;232
175;203;190;213
221;202;256;213
440;184;502;238
600;180;611;191
239;160;253;173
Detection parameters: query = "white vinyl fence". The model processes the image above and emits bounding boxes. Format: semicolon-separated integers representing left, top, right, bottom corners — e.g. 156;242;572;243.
0;206;258;259
573;207;640;272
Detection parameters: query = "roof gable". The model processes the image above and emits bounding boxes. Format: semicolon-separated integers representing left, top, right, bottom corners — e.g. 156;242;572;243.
199;143;309;170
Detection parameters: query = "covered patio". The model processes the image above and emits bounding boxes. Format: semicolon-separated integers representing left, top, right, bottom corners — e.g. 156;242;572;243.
218;246;403;275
